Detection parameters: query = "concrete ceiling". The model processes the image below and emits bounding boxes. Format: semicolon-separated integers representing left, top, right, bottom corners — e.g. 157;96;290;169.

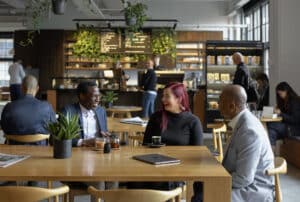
0;0;248;31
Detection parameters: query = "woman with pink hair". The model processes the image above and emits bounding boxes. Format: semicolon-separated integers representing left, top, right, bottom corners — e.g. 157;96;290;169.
143;82;203;146
128;82;203;191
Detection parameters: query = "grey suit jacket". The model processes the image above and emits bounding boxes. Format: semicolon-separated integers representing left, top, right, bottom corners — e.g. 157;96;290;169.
222;110;274;202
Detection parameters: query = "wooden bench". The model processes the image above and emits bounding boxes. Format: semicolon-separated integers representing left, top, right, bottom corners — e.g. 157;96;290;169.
280;136;300;169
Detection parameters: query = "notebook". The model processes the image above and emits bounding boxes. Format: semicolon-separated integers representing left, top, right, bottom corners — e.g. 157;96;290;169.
133;154;181;165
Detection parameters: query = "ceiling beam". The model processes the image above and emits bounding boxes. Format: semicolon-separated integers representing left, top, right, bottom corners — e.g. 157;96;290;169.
0;0;26;9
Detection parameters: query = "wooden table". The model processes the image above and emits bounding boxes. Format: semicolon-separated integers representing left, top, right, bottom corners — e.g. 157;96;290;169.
106;106;142;118
0;145;231;202
260;117;283;131
107;118;146;133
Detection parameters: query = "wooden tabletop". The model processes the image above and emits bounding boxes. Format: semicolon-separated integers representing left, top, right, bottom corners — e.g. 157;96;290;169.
0;145;231;202
107;118;146;133
106;106;142;113
260;117;283;122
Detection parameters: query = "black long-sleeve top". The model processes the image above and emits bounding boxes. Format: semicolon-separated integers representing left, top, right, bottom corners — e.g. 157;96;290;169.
143;111;203;145
233;62;250;90
279;98;300;136
141;69;157;91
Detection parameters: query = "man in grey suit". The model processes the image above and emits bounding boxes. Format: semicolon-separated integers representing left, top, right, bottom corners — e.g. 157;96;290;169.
219;85;274;202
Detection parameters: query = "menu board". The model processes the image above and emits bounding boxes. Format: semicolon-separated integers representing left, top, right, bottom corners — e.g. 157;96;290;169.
124;32;151;54
100;32;122;53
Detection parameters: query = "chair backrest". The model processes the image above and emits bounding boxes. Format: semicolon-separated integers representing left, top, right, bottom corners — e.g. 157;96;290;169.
5;134;50;145
0;185;69;202
213;124;226;162
88;186;182;202
128;134;144;147
266;157;287;202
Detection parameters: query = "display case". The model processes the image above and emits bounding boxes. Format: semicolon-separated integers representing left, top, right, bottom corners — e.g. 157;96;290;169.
176;42;206;87
206;40;264;123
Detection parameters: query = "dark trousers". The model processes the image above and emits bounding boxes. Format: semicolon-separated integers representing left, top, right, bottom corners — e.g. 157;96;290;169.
191;182;203;202
10;84;22;101
267;122;288;146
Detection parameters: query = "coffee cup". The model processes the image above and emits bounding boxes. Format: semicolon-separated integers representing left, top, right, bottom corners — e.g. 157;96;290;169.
152;136;161;145
95;138;105;151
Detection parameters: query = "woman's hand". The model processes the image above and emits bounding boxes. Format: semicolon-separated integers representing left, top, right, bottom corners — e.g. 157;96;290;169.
274;108;281;114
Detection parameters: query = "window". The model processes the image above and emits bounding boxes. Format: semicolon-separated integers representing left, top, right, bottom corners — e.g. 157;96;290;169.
245;15;253;40
253;8;261;41
262;3;269;42
0;36;13;87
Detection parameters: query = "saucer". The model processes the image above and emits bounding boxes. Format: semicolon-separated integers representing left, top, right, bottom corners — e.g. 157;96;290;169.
147;143;166;148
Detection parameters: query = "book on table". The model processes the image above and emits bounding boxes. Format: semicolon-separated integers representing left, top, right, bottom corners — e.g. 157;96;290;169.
133;153;181;165
120;116;148;127
0;153;30;168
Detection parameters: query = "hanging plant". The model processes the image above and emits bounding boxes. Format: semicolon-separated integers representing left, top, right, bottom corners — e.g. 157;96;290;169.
72;27;101;59
19;0;51;46
121;0;148;34
151;29;177;59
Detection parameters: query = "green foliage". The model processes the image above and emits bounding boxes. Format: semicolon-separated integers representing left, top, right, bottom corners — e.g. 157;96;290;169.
73;28;101;59
122;0;148;33
102;91;118;104
151;29;177;58
19;0;51;46
47;113;80;141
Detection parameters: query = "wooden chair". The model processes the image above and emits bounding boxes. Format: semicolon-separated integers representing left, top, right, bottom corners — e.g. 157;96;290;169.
88;186;182;202
0;185;69;202
208;123;226;162
5;134;50;145
4;134;52;190
266;157;287;202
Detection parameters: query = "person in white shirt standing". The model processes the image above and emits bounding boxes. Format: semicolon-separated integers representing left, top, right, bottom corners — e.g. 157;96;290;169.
8;58;26;101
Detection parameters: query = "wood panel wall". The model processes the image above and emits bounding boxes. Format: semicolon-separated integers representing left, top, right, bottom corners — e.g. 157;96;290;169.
14;30;64;91
176;31;223;42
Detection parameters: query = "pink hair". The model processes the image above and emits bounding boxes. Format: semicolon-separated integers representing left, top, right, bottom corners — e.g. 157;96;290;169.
160;82;190;132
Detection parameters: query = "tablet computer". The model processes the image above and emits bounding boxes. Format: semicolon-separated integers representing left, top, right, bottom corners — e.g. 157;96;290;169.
133;154;180;165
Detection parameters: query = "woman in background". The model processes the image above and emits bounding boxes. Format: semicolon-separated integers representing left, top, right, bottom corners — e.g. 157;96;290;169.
256;73;269;110
267;82;300;147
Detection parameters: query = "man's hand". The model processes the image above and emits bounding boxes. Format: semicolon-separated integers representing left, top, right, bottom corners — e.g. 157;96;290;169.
274;108;281;114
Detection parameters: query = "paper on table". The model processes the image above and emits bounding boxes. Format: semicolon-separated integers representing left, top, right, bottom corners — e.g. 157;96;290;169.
262;106;278;118
120;116;148;127
0;153;30;168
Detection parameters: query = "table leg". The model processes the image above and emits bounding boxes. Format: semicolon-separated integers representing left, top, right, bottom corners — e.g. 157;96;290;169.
186;181;193;202
203;178;231;202
126;112;132;118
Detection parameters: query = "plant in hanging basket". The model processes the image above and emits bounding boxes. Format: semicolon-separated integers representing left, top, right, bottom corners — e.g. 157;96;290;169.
121;0;148;33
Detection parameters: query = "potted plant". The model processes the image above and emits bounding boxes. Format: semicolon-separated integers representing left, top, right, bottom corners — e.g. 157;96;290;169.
151;29;177;59
47;113;80;159
52;0;67;15
122;0;148;33
102;91;118;108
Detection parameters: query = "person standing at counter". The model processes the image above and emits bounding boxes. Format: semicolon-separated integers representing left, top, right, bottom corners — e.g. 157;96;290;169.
267;82;300;147
232;52;258;103
8;58;26;101
140;58;157;118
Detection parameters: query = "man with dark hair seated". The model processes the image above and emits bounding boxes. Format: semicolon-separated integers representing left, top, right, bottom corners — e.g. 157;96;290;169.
1;75;56;145
61;81;117;202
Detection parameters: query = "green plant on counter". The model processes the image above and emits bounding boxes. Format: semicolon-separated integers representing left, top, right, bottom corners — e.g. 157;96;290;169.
19;0;51;46
121;0;148;33
151;29;177;59
47;112;80;141
73;27;101;59
102;91;118;107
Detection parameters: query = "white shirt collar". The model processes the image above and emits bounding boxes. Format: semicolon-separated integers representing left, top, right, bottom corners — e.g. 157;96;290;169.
79;104;94;115
228;108;247;131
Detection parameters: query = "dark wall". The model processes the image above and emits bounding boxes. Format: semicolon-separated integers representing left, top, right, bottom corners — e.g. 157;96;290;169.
14;30;64;91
